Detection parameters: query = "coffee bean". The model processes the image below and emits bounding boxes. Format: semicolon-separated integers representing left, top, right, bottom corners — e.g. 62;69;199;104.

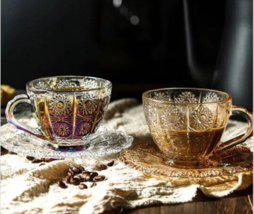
65;175;71;184
71;166;81;173
90;182;97;188
1;147;8;156
73;174;82;181
68;167;79;176
57;180;67;189
85;175;93;182
8;151;17;155
89;172;98;179
78;166;85;172
107;161;114;167
26;156;35;161
81;171;90;176
98;164;107;170
81;171;92;180
41;158;57;162
67;170;75;177
32;159;43;163
70;178;80;185
93;175;105;182
79;183;88;189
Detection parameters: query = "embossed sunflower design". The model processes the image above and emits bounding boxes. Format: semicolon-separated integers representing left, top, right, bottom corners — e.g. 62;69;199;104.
49;94;71;115
153;92;171;101
100;88;111;98
78;95;99;115
75;122;91;136
175;91;198;103
53;122;72;137
80;79;98;89
55;79;77;89
190;106;213;130
203;92;220;103
160;105;184;130
35;81;48;90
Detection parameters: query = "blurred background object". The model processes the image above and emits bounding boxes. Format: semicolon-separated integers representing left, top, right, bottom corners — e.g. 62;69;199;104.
1;85;16;106
183;0;253;111
1;0;253;111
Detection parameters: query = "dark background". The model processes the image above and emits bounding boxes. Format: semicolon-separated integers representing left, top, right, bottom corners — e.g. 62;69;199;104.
0;0;236;102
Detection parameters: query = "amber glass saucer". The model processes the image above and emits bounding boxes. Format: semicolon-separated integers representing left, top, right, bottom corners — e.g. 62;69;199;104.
119;143;253;178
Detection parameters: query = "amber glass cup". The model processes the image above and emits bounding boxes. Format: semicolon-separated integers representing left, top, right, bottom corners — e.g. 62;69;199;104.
6;76;112;151
142;88;253;168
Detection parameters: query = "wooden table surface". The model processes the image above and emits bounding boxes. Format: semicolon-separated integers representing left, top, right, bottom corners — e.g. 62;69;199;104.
1;100;253;214
121;187;253;214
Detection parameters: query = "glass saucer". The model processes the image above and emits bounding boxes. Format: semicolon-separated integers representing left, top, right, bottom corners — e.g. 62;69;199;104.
1;124;133;159
119;142;253;178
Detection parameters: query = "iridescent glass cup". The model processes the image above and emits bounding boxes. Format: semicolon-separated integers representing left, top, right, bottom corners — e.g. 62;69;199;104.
6;76;112;151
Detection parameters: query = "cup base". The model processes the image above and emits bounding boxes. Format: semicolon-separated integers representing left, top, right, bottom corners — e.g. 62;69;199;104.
162;157;212;169
47;140;91;152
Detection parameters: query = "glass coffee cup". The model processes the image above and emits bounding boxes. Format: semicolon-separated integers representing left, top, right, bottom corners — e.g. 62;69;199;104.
143;88;253;168
5;76;112;151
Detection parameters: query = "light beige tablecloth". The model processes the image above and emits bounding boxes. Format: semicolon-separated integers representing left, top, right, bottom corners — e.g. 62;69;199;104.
1;98;253;214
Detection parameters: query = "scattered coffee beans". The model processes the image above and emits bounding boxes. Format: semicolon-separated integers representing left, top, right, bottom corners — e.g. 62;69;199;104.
57;161;114;190
26;156;57;164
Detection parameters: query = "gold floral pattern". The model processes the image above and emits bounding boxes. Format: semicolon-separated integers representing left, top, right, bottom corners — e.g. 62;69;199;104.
76;122;91;136
80;79;98;89
78;96;99;115
49;94;71;115
175;91;198;103
34;81;48;90
160;105;184;129
190;106;213;130
203;92;220;103
55;79;78;89
53;123;71;137
153;92;172;101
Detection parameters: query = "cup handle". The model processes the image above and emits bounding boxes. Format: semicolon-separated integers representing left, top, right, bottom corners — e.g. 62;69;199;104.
215;105;253;152
5;94;46;139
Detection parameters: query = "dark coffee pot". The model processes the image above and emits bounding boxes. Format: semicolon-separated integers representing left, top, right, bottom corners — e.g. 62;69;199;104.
183;0;253;111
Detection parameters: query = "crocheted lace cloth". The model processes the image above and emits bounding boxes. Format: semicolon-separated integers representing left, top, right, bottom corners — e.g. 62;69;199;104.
1;98;253;214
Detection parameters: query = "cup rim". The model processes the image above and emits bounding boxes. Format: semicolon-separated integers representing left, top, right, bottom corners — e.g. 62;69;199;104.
142;87;232;105
26;75;112;93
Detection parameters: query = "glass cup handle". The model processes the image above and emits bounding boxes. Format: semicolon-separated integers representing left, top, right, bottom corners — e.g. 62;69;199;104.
5;94;45;139
216;106;253;152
